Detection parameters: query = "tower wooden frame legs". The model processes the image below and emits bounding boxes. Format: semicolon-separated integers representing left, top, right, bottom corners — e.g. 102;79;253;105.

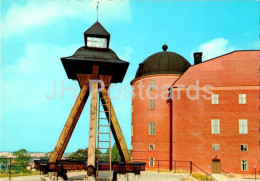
49;69;132;179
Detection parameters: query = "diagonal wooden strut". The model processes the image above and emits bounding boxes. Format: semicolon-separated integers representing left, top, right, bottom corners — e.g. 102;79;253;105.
49;74;91;163
99;75;132;163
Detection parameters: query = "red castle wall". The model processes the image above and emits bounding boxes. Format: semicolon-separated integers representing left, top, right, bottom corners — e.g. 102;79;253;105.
131;75;180;171
131;50;259;175
171;50;260;174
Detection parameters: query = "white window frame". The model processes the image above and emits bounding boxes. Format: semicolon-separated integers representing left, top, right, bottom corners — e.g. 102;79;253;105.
241;160;248;171
150;81;155;91
239;94;246;104
212;94;219;104
149;122;156;135
239;119;248;134
149;157;155;167
211;119;220;134
149;144;155;150
240;144;248;151
212;144;220;151
149;100;155;109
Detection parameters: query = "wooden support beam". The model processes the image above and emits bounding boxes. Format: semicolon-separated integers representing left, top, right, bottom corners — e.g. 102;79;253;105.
86;65;99;177
49;75;91;163
99;75;132;164
87;82;98;168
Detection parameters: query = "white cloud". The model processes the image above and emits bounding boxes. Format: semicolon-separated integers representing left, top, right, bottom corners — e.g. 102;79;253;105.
243;32;251;36
1;43;80;112
248;40;260;49
1;43;134;113
118;46;133;61
198;38;235;60
2;0;131;39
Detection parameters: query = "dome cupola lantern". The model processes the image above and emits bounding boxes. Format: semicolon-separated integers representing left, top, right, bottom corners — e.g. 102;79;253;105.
134;44;191;79
84;21;110;49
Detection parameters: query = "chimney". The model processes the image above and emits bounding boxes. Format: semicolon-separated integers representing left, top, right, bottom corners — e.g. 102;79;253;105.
193;52;203;65
139;63;144;72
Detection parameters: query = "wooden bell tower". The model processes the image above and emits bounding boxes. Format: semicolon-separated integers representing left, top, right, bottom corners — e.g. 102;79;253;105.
48;21;132;179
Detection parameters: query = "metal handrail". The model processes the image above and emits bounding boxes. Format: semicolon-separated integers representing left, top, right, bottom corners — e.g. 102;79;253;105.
132;159;218;181
192;163;218;181
132;159;192;174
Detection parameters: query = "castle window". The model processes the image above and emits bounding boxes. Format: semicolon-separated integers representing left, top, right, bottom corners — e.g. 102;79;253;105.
131;125;133;137
149;122;156;135
149;100;155;109
212;94;219;104
239;119;248;134
150;81;155;91
149;144;155;150
240;144;248;151
239;94;246;104
211;119;220;134
241;160;248;171
212;144;220;151
149;157;155;167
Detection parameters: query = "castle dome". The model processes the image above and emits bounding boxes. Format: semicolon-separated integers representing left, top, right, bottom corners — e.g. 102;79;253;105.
135;45;191;79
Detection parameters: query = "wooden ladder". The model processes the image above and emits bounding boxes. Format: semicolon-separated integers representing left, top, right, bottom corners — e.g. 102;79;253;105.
96;80;112;181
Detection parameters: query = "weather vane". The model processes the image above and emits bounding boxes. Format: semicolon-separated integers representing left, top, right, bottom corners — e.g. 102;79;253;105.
97;1;99;22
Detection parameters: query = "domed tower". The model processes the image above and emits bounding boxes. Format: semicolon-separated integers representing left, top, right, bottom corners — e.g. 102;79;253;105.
131;45;190;171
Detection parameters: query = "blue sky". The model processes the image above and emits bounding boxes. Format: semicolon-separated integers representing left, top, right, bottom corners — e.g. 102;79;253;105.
1;0;259;153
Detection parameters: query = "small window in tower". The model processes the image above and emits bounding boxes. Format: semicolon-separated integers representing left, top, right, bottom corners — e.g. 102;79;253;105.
150;100;155;109
240;144;248;151
150;81;155;91
239;94;246;104
241;160;248;171
149;157;155;167
149;144;155;150
86;37;107;49
212;94;219;104
131;125;133;137
211;119;220;134
212;144;220;151
149;122;156;135
239;119;248;134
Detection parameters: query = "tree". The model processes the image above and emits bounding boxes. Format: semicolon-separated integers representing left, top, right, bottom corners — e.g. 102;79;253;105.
111;143;121;161
0;157;8;166
104;143;121;162
68;148;88;161
68;148;103;162
0;157;9;173
44;151;53;159
12;149;31;173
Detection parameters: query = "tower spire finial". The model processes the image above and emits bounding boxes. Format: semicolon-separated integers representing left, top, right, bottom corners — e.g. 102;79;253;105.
96;1;99;22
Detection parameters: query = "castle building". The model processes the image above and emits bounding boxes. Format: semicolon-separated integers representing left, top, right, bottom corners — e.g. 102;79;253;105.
131;45;259;175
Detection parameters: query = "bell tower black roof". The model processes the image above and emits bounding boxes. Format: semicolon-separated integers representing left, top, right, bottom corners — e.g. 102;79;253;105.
61;21;129;83
84;21;110;36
